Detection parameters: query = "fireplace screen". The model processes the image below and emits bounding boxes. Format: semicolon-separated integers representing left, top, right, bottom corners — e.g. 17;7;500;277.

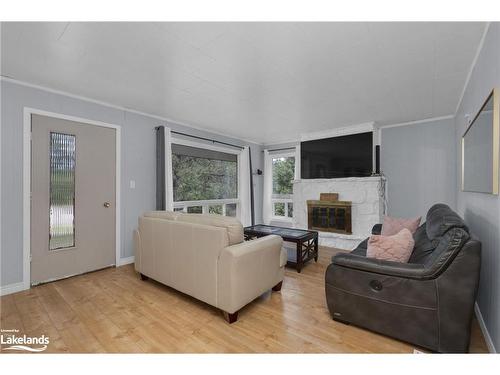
307;194;352;234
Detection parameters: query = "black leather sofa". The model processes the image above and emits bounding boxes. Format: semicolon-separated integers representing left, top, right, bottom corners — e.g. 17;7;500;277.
325;204;481;353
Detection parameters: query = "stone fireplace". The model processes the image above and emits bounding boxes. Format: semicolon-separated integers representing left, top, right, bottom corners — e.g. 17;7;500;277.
293;177;384;249
307;193;352;234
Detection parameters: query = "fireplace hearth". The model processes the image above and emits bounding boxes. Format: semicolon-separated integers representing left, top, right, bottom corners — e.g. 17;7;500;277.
307;193;352;234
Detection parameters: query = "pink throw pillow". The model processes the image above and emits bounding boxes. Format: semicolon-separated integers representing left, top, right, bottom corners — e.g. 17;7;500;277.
381;215;421;236
367;228;415;263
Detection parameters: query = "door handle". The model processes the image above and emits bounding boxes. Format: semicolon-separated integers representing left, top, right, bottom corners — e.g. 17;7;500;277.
103;202;110;208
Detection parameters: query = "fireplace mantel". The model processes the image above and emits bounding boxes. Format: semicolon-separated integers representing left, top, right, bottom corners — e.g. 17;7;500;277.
293;176;383;184
293;176;384;250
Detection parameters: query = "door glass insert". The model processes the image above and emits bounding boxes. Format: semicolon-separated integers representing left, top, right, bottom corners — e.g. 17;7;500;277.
49;132;76;250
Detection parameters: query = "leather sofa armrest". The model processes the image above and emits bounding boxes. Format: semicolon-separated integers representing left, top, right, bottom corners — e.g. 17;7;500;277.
217;235;285;313
223;235;284;260
372;223;382;235
331;253;428;280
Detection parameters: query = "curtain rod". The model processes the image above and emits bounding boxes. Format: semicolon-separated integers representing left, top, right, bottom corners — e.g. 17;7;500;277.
169;130;244;150
263;147;297;153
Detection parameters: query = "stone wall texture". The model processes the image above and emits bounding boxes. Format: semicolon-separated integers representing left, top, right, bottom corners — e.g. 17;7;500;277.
293;177;384;250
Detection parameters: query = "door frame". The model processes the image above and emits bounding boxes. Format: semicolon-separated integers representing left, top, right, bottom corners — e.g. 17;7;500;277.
23;107;122;289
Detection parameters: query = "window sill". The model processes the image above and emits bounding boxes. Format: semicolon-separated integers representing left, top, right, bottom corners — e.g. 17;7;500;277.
270;216;294;223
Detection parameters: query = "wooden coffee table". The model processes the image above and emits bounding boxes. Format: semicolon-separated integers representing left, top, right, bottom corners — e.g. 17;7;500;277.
244;224;319;273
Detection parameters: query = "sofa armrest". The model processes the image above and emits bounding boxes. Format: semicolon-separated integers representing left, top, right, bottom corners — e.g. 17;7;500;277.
217;235;285;313
372;223;382;235
223;235;284;262
332;253;428;280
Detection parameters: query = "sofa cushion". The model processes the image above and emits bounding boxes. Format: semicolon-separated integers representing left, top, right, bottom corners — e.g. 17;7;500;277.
144;211;181;221
381;215;421;236
367;228;415;263
426;204;468;240
423;227;470;275
176;214;244;246
408;223;437;264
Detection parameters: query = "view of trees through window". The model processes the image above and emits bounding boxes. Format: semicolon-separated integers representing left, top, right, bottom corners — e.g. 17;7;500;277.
172;149;238;202
272;156;295;217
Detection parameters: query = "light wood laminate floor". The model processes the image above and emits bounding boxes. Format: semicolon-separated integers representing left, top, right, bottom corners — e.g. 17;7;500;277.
0;247;488;353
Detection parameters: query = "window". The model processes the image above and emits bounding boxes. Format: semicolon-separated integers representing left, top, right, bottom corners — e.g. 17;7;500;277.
172;143;239;216
225;203;237;217
187;206;203;213
49;132;76;250
271;154;295;219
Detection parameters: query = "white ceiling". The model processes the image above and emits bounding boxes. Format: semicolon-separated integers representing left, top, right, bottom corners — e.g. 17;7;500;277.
1;22;487;144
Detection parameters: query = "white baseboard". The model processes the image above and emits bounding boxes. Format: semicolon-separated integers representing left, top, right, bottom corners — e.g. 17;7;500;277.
475;302;497;353
0;282;27;297
1;259;135;296
117;256;135;266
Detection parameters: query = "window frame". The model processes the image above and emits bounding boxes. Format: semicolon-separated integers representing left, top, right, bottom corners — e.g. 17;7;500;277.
170;137;241;218
269;150;296;222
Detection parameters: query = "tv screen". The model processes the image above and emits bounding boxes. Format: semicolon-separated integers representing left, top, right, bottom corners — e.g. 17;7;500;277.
301;132;373;179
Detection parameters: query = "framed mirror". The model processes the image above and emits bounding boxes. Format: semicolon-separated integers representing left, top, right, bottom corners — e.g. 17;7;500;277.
462;88;499;194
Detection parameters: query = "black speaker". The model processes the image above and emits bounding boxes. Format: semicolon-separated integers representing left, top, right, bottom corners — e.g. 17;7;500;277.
375;145;380;174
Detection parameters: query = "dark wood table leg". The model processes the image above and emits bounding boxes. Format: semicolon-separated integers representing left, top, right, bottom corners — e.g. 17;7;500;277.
314;235;319;262
223;310;239;324
272;281;283;291
296;241;303;273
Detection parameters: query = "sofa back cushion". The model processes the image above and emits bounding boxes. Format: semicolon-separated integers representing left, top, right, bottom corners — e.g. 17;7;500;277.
176;214;244;246
406;205;472;275
367;228;415;263
144;210;180;221
142;211;244;246
408;223;437;264
423;227;470;276
426;204;468;240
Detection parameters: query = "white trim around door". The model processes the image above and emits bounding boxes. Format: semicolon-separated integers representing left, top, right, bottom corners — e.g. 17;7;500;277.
23;107;122;291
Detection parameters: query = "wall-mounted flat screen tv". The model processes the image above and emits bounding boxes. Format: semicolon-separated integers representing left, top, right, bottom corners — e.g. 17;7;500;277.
301;132;373;179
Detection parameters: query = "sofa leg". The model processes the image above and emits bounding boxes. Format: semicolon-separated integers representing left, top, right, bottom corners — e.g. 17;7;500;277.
272;281;283;292
223;311;238;324
140;273;149;281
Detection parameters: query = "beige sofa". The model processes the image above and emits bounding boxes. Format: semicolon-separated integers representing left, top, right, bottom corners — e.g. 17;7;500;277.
134;211;286;323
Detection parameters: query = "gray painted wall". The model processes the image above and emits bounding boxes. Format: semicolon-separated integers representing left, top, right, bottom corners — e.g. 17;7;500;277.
380;118;457;220
1;80;264;287
455;22;500;352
